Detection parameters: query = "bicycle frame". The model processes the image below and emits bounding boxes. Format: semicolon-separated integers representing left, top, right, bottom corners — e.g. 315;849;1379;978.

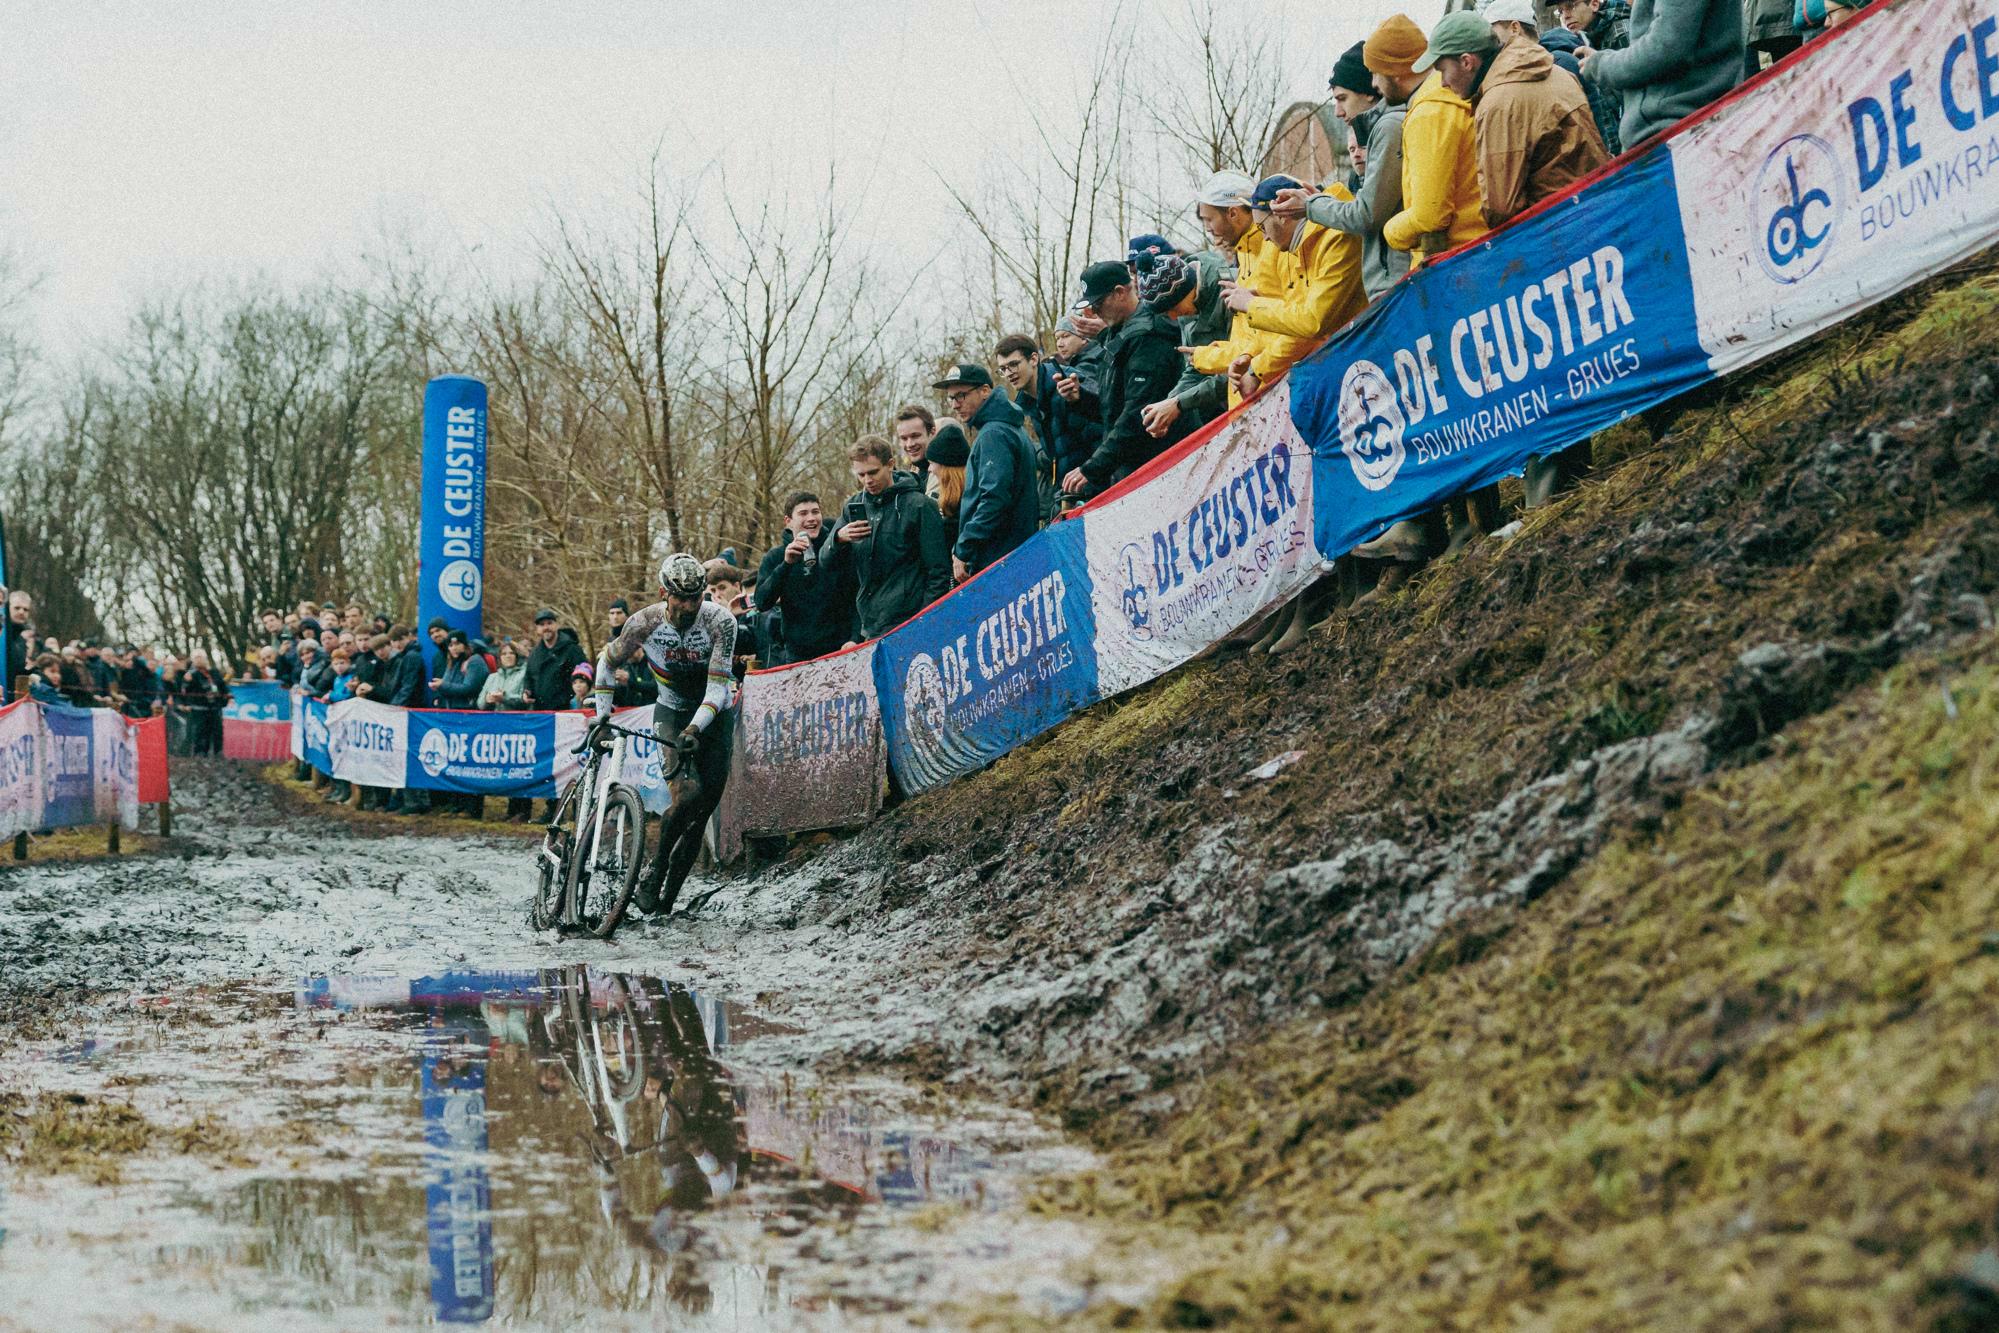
539;720;652;931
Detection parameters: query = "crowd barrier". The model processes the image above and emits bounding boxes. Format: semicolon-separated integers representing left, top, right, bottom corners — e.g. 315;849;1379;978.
223;680;294;761
280;0;1981;851
0;699;169;843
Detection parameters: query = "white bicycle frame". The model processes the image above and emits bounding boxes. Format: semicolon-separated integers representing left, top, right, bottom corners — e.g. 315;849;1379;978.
547;724;636;930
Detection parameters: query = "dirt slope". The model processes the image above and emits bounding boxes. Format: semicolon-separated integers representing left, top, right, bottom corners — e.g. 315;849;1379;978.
735;259;1999;1326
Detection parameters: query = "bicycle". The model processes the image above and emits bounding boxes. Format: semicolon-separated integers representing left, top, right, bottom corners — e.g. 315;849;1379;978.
531;718;665;939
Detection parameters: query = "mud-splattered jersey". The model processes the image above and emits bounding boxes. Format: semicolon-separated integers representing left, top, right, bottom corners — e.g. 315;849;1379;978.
596;600;736;726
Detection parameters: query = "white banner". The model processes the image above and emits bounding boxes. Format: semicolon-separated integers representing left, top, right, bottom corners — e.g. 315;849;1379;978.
325;698;408;789
1681;0;1999;375
723;640;884;840
0;702;42;841
91;709;137;828
1084;380;1327;695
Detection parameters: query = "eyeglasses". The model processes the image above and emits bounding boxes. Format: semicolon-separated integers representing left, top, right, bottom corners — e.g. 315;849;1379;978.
944;387;981;404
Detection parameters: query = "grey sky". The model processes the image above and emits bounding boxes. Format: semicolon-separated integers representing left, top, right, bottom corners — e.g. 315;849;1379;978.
3;0;1433;353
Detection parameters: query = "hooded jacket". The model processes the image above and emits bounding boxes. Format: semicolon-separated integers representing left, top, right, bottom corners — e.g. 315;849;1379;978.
1475;40;1610;227
386;640;429;709
523;632;588;710
1383;72;1489;265
956;390;1041;573
1586;0;1742;150
1244;208;1369;378
820;471;951;641
1304;102;1413;300
431;651;490;707
756;526;857;663
1081;306;1197;485
1164;247;1233;425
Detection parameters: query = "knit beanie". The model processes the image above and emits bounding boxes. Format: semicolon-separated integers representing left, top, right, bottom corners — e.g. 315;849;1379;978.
1329;41;1374;96
926;422;971;469
1136;250;1198;312
1363;13;1428;76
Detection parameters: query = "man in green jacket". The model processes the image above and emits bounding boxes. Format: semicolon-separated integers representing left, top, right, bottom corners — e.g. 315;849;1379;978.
937;362;1041;580
1133;244;1231;441
1062;260;1197;495
821;435;952;643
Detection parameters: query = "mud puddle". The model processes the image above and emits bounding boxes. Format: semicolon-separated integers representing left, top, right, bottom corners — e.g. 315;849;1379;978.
0;966;1129;1329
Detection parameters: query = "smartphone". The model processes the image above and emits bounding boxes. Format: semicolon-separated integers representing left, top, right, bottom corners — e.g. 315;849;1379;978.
842;497;867;528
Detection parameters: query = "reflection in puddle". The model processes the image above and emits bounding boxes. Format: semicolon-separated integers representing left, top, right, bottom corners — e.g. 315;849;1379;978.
2;968;1094;1327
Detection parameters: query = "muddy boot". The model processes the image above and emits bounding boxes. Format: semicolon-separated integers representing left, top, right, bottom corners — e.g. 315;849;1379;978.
1355;561;1417;604
1526;444;1589;509
1442;496;1477;555
324;780;350;804
1351;518;1432;563
1252;601;1296;654
1270;578;1337;655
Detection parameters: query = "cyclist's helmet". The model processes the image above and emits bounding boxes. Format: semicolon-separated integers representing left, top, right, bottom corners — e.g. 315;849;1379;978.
658;552;706;599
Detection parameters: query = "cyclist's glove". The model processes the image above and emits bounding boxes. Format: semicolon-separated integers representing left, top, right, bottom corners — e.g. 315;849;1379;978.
673;728;699;769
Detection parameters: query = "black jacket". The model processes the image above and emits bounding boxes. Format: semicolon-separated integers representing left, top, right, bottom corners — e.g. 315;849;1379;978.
118;662;157;718
523;634;588;710
386;641;429;709
1031;346;1107;479
756;528;857;664
820;472;951;641
956;391;1042;573
1081;308;1197;484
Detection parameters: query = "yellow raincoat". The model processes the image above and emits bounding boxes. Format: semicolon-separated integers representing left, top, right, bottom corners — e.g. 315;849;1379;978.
1245;189;1368;379
1383;72;1489;266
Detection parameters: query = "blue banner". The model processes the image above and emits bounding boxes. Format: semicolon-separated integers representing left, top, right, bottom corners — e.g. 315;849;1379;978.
299;693;331;771
1292;149;1707;559
39;703;93;829
417;376;489;675
223;679;292;723
421;1020;494;1324
405;707;556;797
875;519;1100;795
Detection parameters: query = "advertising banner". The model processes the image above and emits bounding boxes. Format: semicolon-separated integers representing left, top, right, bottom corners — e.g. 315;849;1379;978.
875;519;1100;796
724;642;884;838
404;708;558;797
416;376;488;676
421;1026;495;1324
1676;0;1999;375
1084;380;1325;695
0;701;41;840
90;708;136;827
296;692;333;773
39;703;93;830
130;716;169;807
1292;147;1706;559
325;698;408;789
222;680;294;762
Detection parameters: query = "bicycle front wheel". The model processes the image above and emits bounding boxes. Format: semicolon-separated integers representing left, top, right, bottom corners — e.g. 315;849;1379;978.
580;786;646;940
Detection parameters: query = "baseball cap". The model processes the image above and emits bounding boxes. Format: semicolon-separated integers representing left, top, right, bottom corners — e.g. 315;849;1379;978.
1079;260;1132;305
533;607;558;624
1414;11;1500;72
1249;174;1306;210
1194;169;1256;209
931;362;993;390
1479;0;1538;23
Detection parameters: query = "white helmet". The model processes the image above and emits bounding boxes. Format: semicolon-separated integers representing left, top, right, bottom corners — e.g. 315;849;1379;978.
658;553;705;599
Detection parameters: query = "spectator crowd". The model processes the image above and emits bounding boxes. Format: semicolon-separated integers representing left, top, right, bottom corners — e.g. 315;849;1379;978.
3;0;1879;792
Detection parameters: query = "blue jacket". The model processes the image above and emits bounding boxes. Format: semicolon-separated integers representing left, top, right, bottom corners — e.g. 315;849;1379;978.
1026;355;1105;481
955;390;1042;572
431;652;490;707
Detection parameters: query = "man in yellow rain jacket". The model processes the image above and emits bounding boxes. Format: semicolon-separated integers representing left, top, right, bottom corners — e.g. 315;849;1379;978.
1374;11;1494;267
1183;170;1274;411
1229;173;1368;391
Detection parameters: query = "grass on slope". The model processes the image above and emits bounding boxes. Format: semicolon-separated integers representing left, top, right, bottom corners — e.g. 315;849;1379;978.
1044;640;1999;1330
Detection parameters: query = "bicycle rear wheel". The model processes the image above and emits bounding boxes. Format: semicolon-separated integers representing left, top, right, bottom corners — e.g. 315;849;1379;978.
530;802;575;932
579;786;646;940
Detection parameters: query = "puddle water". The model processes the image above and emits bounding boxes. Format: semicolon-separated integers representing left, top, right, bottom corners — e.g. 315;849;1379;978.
0;968;1111;1329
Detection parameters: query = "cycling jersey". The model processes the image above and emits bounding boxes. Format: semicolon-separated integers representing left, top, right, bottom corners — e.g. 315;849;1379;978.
595;601;736;730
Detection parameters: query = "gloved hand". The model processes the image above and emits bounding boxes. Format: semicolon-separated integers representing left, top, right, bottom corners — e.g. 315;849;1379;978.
673;727;699;771
591;692;612;722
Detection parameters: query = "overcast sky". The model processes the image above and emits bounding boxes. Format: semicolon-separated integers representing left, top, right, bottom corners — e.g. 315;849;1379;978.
2;0;1434;355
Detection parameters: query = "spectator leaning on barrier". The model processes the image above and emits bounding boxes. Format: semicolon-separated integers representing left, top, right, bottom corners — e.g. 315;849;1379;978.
937;361;1039;583
1272;43;1412;303
1554;0;1630;155
756;490;857;666
522;608;588;712
297;636;334;698
569;662;595;708
1183;170;1272;413
822;434;952;644
1133;245;1229;443
482;640;527;709
29;654;65;706
382;626;431;815
182;649;230;756
1377;12;1491;268
924;420;971;552
1232;174;1369;391
1039;317;1109;497
992;334;1061;522
1063;260;1196;497
1579;0;1742;151
430;629;490;709
893;404;936;486
5;589;34;696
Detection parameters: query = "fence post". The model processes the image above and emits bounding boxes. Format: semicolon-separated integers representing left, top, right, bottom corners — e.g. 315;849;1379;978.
108;823;120;855
159;801;173;837
11;832;24;860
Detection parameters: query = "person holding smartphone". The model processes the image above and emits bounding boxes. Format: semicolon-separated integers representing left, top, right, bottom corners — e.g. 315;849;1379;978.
819;434;951;645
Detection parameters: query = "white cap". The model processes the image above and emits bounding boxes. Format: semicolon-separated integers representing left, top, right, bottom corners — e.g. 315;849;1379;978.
1194;170;1256;209
1479;0;1539;23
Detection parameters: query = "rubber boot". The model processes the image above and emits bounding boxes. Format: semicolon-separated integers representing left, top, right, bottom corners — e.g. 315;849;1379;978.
1252;601;1296;654
1270;576;1339;655
1443;496;1476;555
1351;518;1431;563
1526;442;1590;508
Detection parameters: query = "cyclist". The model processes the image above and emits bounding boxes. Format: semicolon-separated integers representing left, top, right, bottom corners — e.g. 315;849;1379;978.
591;553;737;917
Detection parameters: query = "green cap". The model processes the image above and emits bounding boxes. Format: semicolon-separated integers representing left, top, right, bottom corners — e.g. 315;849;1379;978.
1412;11;1500;72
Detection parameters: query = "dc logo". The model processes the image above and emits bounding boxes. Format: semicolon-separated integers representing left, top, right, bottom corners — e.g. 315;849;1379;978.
1338;359;1406;493
437;560;482;612
417;729;452;777
902;653;950;769
1118;543;1151;640
306;711;330;752
1754;134;1841;284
